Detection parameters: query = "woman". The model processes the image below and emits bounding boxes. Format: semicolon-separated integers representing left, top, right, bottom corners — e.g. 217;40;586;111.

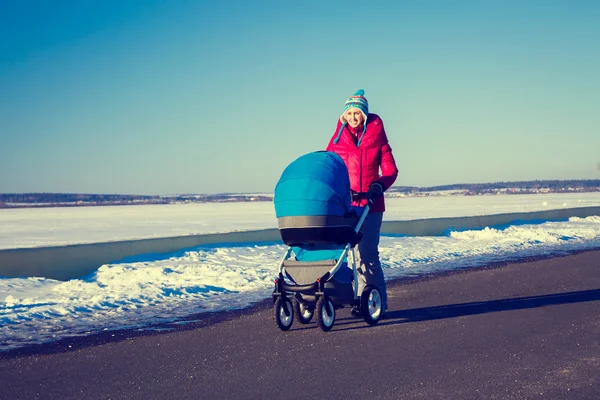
326;89;399;315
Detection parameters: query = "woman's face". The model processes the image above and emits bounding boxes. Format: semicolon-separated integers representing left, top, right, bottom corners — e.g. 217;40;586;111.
344;108;364;128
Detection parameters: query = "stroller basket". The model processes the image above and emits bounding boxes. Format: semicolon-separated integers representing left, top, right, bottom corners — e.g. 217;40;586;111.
281;258;355;306
283;259;336;286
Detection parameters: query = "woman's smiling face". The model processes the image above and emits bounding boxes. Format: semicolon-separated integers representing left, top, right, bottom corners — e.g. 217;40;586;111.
344;108;364;128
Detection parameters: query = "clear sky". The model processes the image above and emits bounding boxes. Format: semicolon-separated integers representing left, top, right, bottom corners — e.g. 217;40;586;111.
1;0;599;195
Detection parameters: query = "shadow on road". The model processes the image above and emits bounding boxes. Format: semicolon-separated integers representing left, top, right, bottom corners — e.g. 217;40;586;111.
334;288;600;332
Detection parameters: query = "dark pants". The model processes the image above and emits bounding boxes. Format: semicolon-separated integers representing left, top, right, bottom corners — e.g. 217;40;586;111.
356;211;387;310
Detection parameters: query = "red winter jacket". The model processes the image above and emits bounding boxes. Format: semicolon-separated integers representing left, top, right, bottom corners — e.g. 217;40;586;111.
326;114;398;212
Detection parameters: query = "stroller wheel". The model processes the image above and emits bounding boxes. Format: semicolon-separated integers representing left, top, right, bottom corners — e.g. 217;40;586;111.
294;295;314;324
316;296;335;332
361;285;382;326
274;296;294;331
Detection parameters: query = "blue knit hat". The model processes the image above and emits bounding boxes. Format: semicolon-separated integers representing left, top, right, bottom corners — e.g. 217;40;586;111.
341;89;368;124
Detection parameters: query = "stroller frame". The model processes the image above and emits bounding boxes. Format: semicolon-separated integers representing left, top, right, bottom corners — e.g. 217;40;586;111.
272;202;383;331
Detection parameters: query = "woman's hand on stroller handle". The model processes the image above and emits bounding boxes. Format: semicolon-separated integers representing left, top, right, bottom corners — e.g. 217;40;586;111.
366;182;384;200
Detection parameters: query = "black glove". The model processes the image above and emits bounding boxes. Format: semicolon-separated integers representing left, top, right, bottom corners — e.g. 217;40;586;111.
366;182;384;200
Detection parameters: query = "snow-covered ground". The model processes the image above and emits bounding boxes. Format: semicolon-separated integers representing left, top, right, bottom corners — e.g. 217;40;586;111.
1;193;600;352
1;193;600;250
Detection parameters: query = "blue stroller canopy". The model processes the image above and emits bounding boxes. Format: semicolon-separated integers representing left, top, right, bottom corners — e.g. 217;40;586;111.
274;151;356;282
274;151;352;218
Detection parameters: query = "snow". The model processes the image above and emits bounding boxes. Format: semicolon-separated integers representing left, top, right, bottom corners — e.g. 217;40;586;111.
1;192;600;250
1;193;600;351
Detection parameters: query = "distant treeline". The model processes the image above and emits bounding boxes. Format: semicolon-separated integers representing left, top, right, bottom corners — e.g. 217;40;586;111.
389;179;600;193
1;180;599;208
0;192;273;208
0;193;164;204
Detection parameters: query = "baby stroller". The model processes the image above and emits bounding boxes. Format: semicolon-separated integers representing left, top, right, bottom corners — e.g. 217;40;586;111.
272;151;383;332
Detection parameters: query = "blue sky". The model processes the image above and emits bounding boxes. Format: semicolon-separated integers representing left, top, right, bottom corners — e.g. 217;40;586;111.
1;0;599;195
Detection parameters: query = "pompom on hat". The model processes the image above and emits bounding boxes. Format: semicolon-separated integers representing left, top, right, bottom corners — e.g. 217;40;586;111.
340;89;368;124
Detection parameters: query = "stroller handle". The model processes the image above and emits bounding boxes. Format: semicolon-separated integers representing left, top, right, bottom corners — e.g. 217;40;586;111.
354;202;371;233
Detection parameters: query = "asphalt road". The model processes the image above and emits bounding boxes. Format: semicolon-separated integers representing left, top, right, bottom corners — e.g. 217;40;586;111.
1;250;599;399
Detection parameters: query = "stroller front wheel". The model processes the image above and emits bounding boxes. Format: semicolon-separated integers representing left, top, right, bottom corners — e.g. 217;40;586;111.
294;295;314;324
274;296;294;331
316;296;335;332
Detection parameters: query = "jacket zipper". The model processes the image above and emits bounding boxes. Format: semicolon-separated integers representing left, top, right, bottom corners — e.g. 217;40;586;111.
359;148;363;204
